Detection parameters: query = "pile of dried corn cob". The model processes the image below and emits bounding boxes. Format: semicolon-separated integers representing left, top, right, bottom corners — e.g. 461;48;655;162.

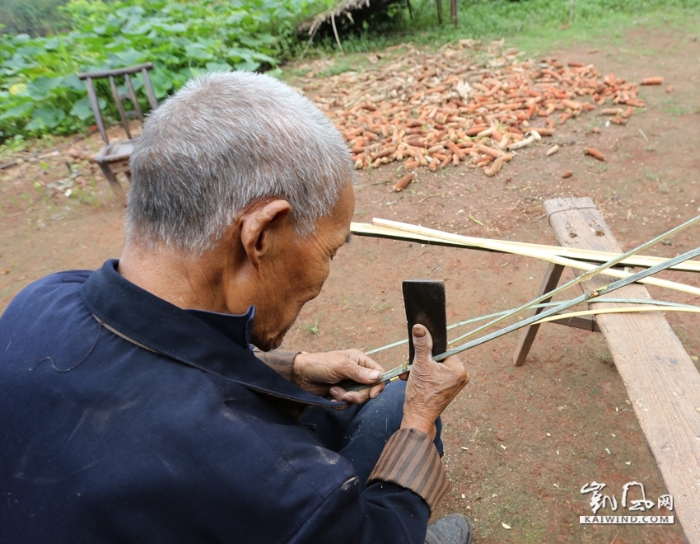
298;40;663;178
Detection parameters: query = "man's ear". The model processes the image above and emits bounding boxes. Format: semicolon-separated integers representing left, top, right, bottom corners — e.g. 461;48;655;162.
238;199;292;267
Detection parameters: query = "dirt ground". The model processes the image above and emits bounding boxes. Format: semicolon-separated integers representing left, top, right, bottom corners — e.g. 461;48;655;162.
2;26;700;543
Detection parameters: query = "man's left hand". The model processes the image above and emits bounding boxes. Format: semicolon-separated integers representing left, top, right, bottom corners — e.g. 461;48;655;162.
292;350;386;404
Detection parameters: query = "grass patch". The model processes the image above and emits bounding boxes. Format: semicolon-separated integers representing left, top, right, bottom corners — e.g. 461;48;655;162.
304;0;700;60
1;0;69;36
658;97;696;117
302;318;320;335
317;57;361;77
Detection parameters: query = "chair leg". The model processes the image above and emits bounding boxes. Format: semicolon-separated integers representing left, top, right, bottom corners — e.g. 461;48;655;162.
97;162;127;206
512;263;565;367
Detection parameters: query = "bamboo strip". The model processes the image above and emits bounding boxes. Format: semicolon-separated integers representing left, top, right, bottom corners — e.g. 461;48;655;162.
549;255;700;296
349;220;700;273
533;305;700;325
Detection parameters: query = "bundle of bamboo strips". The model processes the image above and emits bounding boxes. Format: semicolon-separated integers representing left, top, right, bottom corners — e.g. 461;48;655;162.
343;215;700;389
352;219;700;272
365;298;700;356
351;218;700;283
438;242;700;359
349;225;700;388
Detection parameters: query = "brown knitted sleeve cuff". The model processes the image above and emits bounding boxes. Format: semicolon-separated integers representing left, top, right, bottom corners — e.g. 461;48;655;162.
252;348;299;381
367;427;450;512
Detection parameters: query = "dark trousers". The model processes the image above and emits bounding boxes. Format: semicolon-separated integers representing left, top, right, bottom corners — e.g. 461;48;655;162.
299;380;443;488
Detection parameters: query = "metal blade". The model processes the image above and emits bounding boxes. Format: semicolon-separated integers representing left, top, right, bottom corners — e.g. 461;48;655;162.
402;279;447;363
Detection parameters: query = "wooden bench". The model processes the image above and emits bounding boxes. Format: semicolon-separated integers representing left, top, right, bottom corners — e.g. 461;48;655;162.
513;197;700;541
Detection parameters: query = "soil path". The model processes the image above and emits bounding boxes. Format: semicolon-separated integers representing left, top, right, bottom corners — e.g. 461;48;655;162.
1;26;699;543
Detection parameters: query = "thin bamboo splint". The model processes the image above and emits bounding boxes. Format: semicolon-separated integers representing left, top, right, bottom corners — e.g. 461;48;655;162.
350;219;700;273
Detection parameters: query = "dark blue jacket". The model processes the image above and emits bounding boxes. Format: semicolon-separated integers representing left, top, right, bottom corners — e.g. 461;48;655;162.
0;260;428;543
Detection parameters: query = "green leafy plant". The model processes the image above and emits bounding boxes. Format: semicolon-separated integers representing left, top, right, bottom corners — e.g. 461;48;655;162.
0;0;333;141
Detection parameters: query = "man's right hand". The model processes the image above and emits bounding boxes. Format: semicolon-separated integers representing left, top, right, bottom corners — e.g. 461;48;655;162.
399;324;469;438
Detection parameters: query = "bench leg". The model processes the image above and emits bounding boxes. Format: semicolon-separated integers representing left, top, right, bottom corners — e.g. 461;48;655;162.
512;262;565;367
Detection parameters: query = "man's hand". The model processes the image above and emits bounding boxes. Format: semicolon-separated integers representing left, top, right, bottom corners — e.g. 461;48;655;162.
400;324;469;438
292;350;386;404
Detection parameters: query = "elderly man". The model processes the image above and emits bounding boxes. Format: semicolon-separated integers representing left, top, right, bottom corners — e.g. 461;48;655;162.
0;72;470;543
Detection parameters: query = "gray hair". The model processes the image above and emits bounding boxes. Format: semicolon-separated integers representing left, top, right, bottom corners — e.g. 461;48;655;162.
125;71;353;255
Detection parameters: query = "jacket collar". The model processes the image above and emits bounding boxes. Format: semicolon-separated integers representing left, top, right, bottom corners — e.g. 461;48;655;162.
81;260;338;408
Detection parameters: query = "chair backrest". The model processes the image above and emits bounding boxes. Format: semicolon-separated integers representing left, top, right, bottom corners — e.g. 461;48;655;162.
77;62;159;145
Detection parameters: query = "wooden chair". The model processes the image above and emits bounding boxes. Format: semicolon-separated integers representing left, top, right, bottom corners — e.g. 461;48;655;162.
77;63;158;205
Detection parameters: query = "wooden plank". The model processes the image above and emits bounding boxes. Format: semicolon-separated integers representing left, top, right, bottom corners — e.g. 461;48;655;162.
545;197;700;542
